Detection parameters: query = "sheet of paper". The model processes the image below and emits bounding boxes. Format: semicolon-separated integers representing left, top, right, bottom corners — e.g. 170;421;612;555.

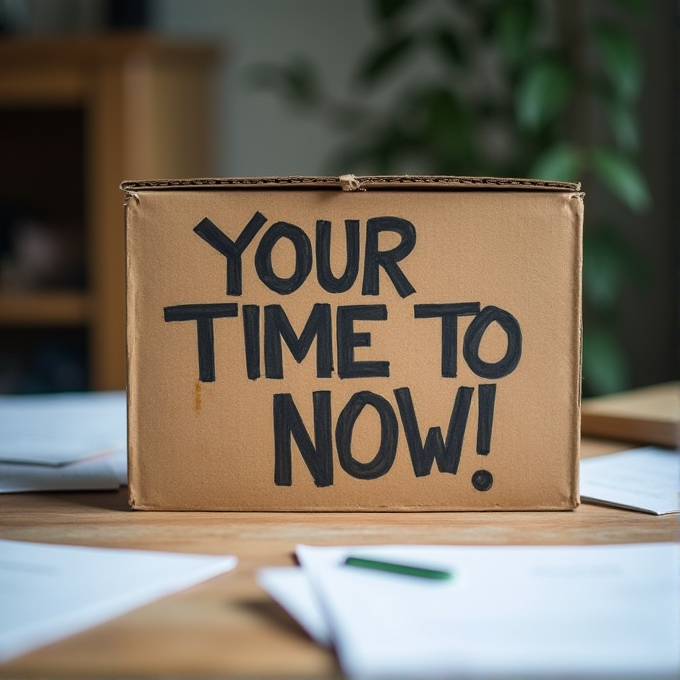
0;391;126;466
0;539;237;664
295;543;679;679
0;450;124;494
106;448;128;485
257;567;331;647
580;446;679;515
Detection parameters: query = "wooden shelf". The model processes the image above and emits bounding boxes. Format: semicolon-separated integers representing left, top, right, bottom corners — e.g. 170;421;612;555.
0;292;89;326
0;35;218;390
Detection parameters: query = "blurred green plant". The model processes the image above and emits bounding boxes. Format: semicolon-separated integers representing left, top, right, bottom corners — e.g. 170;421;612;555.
249;0;650;395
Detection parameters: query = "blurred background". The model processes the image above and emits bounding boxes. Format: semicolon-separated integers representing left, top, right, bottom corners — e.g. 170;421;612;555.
0;0;677;397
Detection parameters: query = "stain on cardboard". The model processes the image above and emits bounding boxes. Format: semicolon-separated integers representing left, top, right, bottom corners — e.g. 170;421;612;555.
195;380;202;413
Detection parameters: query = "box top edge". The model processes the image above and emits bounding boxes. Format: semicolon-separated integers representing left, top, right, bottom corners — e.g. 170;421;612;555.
120;175;581;193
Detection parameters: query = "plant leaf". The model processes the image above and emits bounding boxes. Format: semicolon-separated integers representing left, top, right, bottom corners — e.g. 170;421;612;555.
582;325;629;395
432;27;465;66
583;231;626;310
373;0;417;23
529;142;583;181
515;59;573;130
492;0;539;65
607;0;647;15
594;22;642;101
601;93;639;151
427;89;473;161
247;58;321;109
357;34;416;85
590;147;651;212
583;223;648;311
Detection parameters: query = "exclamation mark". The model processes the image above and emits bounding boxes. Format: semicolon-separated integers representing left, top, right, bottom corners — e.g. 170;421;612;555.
472;383;496;491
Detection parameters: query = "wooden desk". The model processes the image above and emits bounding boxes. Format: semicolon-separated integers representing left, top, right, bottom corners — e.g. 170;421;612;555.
0;438;677;678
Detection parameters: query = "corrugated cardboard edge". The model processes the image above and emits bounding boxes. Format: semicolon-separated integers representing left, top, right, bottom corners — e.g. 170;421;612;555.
124;194;139;511
573;192;584;510
120;174;581;193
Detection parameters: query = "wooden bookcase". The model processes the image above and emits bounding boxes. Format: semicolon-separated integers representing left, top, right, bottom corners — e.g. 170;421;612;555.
0;35;218;391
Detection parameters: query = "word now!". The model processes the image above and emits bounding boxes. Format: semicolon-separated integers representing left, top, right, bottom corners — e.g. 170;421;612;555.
274;385;497;492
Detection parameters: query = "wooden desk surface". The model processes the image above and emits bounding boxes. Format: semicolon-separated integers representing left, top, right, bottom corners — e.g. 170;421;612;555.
1;438;677;678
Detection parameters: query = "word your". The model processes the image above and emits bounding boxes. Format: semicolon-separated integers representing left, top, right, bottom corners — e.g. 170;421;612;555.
192;211;416;297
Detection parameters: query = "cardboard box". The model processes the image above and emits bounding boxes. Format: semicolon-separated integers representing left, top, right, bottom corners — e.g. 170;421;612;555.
123;175;583;511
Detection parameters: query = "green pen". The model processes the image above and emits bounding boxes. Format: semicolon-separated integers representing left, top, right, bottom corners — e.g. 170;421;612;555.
344;556;453;581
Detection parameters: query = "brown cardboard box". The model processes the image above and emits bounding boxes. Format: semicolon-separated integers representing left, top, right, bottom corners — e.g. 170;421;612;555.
122;175;583;511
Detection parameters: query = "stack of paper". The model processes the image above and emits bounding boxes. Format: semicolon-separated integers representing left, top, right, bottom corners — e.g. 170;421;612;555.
580;446;679;515
0;391;127;493
0;539;237;664
259;543;679;679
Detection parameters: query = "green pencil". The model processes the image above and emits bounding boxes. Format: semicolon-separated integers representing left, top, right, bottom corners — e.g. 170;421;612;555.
344;556;453;581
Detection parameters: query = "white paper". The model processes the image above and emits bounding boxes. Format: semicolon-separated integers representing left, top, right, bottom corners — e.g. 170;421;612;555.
294;543;680;679
0;391;126;466
0;539;237;664
0;451;124;493
106;448;128;485
580;447;679;515
257;567;331;646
